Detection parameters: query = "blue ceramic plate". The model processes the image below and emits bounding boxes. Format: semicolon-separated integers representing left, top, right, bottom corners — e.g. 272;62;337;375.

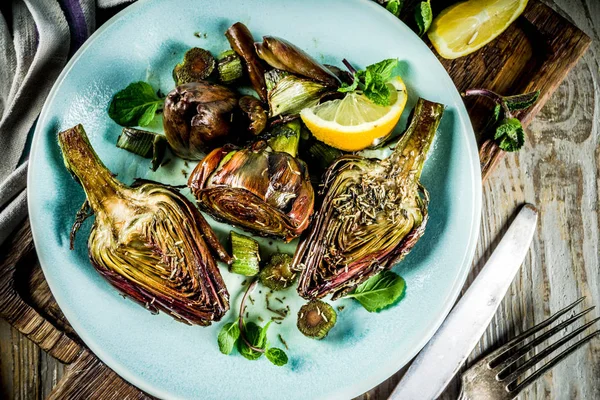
28;0;481;398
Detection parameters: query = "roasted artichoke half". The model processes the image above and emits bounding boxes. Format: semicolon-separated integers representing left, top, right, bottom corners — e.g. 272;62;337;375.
294;99;444;299
188;140;314;242
59;124;230;325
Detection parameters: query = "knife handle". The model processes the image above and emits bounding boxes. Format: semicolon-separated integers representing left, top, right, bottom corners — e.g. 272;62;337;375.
388;204;538;400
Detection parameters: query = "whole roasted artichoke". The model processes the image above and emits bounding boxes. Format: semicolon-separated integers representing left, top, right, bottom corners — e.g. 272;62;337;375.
163;81;238;160
294;99;444;299
59;124;230;325
188;137;314;242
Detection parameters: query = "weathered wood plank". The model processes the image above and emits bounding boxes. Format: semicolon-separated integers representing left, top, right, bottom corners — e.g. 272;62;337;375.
359;0;600;399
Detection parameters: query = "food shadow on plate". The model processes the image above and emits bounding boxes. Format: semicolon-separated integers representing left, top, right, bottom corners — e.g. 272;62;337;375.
394;109;455;274
145;39;190;93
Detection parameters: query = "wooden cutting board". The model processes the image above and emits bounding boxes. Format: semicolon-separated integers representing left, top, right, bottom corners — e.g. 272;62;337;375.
0;1;590;398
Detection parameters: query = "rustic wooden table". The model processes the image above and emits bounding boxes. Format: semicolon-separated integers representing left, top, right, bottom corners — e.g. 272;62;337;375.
1;0;598;399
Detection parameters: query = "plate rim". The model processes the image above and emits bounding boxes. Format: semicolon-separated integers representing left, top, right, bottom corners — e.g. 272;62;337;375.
27;0;482;398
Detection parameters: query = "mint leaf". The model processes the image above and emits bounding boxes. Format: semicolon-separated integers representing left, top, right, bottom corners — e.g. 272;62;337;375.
366;59;398;81
238;321;266;360
495;118;525;152
415;0;433;37
217;320;240;355
258;320;272;345
265;347;288;366
346;270;406;312
338;73;360;93
492;104;502;124
386;0;403;17
504;90;540;111
363;70;391;106
108;81;163;127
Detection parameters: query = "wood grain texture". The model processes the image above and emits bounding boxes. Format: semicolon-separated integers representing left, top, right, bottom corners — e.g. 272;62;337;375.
0;0;598;399
359;0;600;399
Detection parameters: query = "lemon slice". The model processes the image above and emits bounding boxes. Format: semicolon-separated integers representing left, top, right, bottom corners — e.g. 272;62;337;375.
428;0;528;59
300;76;407;151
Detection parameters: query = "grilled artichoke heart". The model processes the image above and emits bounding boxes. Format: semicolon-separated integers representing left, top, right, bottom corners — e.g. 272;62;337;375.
188;140;314;241
59;125;230;326
294;99;444;299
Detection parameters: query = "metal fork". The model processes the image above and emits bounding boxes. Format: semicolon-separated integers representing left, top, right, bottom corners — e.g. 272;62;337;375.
459;297;600;399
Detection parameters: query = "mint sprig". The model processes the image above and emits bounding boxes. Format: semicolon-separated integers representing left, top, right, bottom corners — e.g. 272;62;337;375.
463;88;540;152
338;58;399;106
217;279;289;366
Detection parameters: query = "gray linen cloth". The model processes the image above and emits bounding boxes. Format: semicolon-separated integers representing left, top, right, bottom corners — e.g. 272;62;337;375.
0;0;132;245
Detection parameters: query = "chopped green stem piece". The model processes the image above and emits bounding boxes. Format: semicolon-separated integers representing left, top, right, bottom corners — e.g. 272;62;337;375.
267;120;301;157
173;47;216;85
259;253;296;291
230;231;261;276
297;299;337;339
116;127;168;171
217;50;243;84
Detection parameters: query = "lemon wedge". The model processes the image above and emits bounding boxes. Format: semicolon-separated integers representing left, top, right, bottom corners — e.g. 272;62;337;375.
428;0;528;59
300;76;407;151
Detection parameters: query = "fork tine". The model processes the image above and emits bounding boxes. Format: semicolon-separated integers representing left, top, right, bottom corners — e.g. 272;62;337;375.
506;329;600;395
491;306;596;370
499;316;600;382
486;297;586;365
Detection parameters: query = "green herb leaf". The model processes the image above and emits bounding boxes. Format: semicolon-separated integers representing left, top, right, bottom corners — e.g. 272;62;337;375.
492;104;503;124
345;270;406;312
415;0;433;37
338;73;360;93
386;0;403;17
265;347;289;366
258;320;272;346
108;82;163;127
504;90;540;111
366;58;398;81
363;70;391;106
238;321;268;360
217;320;240;355
338;59;397;105
495;118;525;152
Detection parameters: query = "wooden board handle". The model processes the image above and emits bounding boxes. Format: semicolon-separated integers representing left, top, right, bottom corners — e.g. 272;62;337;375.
0;219;82;364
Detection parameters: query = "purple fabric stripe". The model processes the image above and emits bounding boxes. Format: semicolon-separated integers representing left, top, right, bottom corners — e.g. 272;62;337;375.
58;0;88;53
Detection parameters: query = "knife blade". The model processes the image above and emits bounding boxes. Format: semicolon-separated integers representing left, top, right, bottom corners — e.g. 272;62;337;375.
388;204;538;400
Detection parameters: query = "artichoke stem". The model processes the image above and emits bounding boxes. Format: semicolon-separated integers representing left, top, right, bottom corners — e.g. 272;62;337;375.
389;99;445;178
58;124;131;218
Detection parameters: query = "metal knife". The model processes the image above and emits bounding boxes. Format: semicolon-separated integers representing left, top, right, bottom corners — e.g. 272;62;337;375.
388;204;538;400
